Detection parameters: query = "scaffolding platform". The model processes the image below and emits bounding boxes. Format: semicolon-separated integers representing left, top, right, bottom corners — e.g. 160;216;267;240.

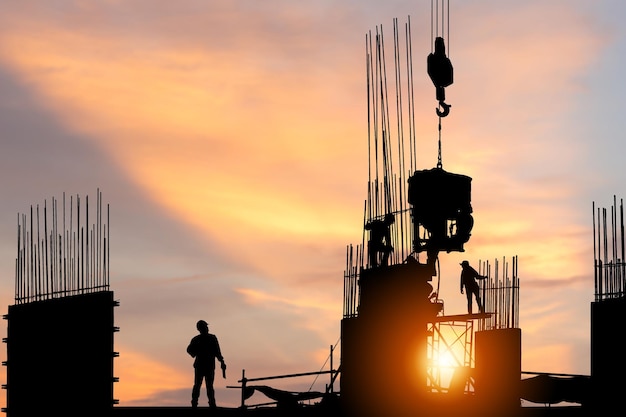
431;312;492;323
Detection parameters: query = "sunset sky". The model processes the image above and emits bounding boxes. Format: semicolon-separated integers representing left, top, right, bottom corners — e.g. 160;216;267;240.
1;0;626;409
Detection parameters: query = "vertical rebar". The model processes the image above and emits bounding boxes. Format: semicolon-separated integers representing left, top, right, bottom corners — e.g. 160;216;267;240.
13;191;110;304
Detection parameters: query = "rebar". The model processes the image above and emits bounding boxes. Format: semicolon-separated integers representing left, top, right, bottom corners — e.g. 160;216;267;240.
478;256;520;331
593;196;626;301
14;189;110;304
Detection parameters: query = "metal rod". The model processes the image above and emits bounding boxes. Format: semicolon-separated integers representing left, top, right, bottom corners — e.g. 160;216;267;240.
13;191;111;303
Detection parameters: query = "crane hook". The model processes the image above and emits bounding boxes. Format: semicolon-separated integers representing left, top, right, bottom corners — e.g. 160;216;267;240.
436;101;451;118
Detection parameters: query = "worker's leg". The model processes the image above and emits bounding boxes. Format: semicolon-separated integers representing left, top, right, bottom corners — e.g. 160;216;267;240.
466;291;473;314
191;369;203;407
475;292;484;313
382;248;390;266
206;369;217;408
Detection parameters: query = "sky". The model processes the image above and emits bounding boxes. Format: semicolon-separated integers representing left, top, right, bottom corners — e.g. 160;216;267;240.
1;0;626;409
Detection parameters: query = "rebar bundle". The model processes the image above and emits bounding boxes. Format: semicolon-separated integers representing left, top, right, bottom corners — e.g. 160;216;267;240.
343;244;361;318
14;189;110;304
362;17;419;268
477;256;520;331
593;196;626;301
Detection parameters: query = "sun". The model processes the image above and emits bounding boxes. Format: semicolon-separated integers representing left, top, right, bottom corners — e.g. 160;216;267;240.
426;341;467;393
436;349;456;368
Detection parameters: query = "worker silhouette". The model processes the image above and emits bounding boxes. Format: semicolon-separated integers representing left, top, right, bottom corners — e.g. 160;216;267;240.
365;213;395;267
187;320;227;408
459;260;487;314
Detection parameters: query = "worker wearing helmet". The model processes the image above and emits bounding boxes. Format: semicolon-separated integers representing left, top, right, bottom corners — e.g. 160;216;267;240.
187;320;226;408
460;261;487;314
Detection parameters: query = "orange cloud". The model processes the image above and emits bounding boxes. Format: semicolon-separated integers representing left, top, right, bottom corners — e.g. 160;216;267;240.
0;25;366;280
114;347;189;405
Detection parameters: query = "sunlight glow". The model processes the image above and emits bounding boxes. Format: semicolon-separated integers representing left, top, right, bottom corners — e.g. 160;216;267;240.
436;350;456;368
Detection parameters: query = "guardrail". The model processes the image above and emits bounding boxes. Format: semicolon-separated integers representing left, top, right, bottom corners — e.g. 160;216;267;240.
228;368;340;408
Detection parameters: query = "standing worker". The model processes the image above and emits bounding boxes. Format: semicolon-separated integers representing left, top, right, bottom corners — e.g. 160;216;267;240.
459;260;487;314
187;320;227;409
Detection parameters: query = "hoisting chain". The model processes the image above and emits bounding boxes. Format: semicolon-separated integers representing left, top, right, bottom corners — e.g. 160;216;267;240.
437;115;443;169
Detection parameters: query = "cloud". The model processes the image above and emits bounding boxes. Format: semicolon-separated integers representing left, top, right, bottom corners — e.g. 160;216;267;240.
0;0;621;409
115;347;189;405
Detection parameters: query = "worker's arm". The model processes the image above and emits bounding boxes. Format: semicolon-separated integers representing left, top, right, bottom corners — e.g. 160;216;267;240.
214;335;227;377
186;340;196;358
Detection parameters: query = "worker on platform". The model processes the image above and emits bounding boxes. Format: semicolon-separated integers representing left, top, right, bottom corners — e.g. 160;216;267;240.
365;213;395;268
459;260;487;314
187;320;227;409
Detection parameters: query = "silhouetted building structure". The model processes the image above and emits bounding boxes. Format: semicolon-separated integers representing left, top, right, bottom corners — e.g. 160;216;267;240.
2;191;118;417
340;17;521;417
589;197;626;413
5;292;118;417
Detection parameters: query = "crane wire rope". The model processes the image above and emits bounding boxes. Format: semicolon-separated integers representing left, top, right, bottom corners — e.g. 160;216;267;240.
431;0;450;169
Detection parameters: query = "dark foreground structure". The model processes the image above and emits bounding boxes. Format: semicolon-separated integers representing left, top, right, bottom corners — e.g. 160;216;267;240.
5;292;117;417
3;7;626;417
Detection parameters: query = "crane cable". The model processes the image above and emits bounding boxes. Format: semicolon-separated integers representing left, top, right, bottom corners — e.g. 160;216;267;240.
431;0;450;55
430;0;451;169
